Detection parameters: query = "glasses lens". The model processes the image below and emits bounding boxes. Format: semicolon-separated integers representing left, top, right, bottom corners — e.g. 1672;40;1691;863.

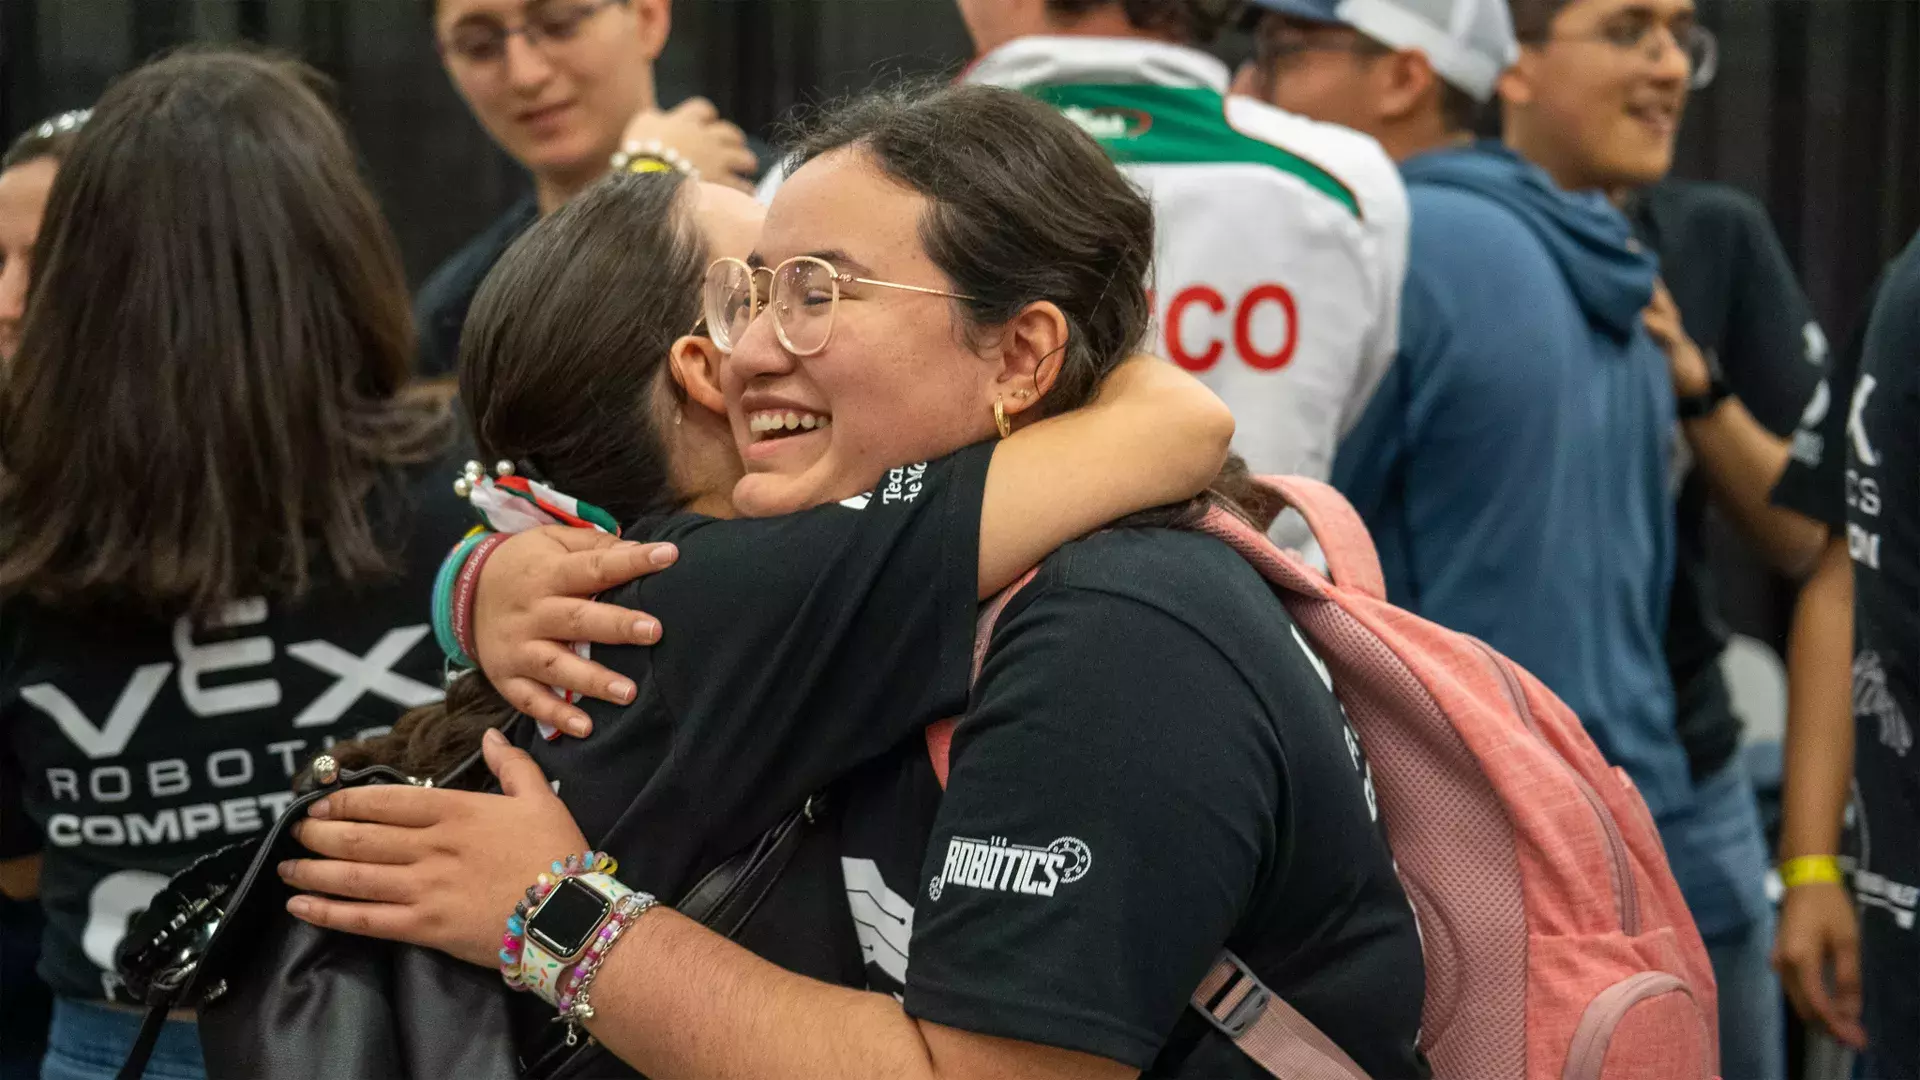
1685;26;1718;89
533;2;591;41
771;259;837;355
448;26;507;63
704;261;757;353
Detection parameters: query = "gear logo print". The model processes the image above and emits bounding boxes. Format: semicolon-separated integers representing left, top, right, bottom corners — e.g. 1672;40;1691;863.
1048;837;1093;884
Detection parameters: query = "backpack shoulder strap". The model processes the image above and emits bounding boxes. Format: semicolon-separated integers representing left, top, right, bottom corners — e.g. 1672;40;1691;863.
1194;951;1372;1080
1254;476;1386;602
925;567;1039;788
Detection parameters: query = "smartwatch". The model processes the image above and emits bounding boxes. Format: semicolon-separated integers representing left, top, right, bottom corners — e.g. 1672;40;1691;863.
527;874;620;962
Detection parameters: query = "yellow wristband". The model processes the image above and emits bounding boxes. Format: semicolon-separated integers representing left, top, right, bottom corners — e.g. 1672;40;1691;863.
624;157;675;175
1778;855;1844;889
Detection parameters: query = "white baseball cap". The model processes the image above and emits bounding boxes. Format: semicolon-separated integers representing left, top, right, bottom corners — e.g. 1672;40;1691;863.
1244;0;1519;102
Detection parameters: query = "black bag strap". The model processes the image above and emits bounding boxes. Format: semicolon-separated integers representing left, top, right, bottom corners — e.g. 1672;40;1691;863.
113;1006;171;1080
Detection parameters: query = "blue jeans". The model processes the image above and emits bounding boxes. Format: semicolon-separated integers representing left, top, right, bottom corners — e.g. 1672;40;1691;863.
1660;758;1784;1080
1706;907;1785;1080
39;999;203;1080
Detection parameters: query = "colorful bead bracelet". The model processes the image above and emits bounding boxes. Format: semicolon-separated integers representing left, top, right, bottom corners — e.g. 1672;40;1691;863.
500;850;620;990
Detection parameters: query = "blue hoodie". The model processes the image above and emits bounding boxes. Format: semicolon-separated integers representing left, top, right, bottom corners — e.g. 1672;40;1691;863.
1332;143;1689;822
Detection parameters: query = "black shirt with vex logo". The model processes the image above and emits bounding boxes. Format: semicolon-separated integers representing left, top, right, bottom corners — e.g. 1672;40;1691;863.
0;451;471;1001
840;527;1428;1079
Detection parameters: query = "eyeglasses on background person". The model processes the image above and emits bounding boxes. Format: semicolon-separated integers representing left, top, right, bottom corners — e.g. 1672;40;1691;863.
1528;14;1719;89
437;0;625;67
703;256;975;357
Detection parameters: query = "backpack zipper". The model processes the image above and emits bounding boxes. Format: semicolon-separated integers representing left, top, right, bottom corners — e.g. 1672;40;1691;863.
1469;640;1640;936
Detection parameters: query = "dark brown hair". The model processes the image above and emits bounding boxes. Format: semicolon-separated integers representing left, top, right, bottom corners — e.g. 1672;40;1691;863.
333;168;704;779
0;49;452;618
1047;0;1244;45
786;82;1276;533
786;82;1156;421
3;110;87;171
1509;0;1574;41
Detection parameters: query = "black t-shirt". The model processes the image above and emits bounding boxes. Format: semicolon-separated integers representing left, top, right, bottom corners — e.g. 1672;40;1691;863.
1777;233;1920;1068
1771;272;1879;533
1839;233;1920;781
0;449;471;1001
1627;180;1826;780
414;195;539;379
503;446;990;1052
532;446;987;894
840;527;1427;1079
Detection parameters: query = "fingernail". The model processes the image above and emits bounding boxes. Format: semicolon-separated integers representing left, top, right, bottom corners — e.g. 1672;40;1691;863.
565;715;593;739
634;618;660;643
484;727;510;748
307;797;331;819
277;860;295;880
649;544;678;567
287;896;312;918
610;680;635;703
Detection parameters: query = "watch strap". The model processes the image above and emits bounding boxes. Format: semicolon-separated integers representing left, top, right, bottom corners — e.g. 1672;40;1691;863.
520;872;635;1006
1677;376;1734;420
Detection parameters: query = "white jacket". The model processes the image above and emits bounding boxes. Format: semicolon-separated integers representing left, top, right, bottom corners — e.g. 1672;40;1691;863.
759;37;1408;502
966;37;1409;485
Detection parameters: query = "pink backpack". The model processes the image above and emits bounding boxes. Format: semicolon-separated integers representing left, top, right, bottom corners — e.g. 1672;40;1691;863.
927;476;1719;1080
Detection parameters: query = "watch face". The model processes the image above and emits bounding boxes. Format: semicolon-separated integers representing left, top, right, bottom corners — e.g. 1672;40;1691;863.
527;878;612;960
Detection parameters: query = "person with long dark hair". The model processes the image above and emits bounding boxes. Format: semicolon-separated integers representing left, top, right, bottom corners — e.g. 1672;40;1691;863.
0;104;87;1080
0;50;466;1080
283;83;1426;1080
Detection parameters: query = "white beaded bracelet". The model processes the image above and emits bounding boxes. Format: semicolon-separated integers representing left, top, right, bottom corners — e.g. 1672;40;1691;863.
610;138;701;182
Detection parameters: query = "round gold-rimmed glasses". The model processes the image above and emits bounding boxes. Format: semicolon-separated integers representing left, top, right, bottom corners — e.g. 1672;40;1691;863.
702;255;976;357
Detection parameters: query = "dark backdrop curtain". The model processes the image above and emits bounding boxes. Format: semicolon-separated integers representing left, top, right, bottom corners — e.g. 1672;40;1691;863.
3;0;1914;330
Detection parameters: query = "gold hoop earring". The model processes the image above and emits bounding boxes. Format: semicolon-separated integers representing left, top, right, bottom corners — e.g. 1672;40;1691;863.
993;398;1012;440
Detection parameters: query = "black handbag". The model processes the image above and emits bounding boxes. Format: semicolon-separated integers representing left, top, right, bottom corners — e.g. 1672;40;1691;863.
113;735;829;1080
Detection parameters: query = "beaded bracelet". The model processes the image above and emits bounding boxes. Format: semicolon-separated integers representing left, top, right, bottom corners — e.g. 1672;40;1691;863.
500;851;621;991
432;530;490;668
452;532;510;664
610;138;700;182
556;891;658;1045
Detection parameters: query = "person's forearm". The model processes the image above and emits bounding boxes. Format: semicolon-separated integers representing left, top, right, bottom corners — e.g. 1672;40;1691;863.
580;905;937;1080
1682;399;1828;578
1778;538;1854;860
978;356;1232;594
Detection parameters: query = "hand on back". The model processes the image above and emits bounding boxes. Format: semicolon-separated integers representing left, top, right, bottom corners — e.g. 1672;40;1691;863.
472;527;679;736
